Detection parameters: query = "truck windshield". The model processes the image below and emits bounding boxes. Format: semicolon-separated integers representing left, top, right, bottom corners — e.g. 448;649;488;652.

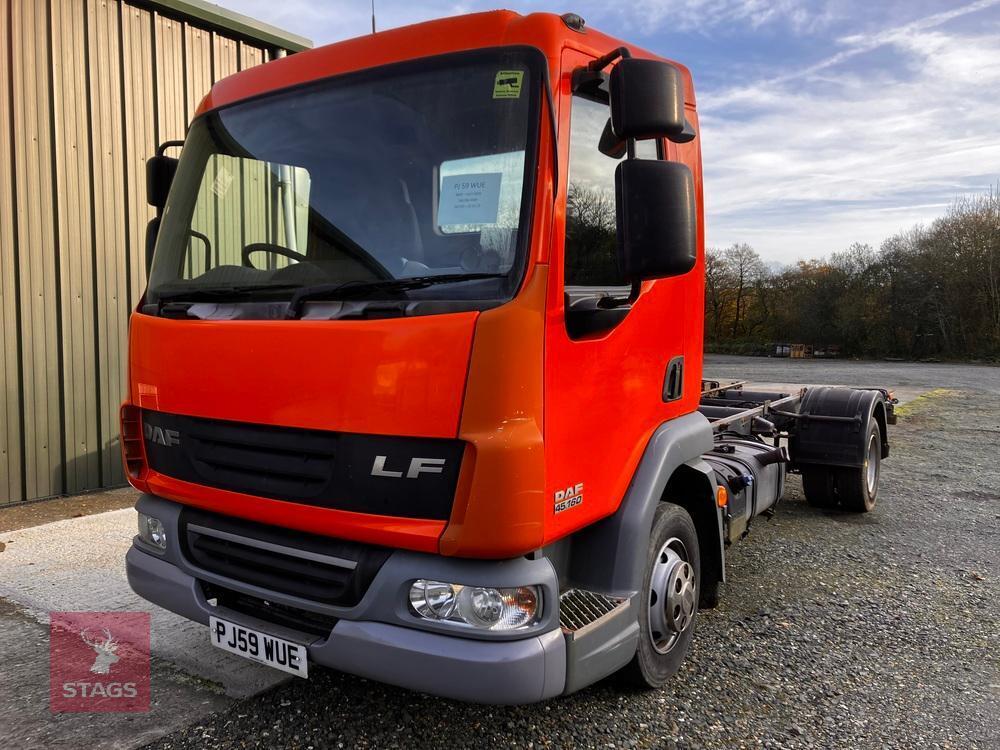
147;48;542;313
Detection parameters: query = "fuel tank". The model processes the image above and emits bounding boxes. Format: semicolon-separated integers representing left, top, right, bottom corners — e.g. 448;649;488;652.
703;437;786;542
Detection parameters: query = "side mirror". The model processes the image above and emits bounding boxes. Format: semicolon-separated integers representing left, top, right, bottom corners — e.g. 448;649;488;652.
146;155;178;210
615;159;696;281
598;119;627;159
146;139;184;210
609;58;685;141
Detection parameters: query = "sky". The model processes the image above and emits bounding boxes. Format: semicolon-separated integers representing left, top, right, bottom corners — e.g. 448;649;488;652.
217;0;1000;264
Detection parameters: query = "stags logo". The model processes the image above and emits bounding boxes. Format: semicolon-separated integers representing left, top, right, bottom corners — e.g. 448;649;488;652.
80;626;120;674
50;612;150;713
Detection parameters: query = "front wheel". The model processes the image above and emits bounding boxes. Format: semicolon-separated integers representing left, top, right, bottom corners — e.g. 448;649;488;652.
621;503;700;689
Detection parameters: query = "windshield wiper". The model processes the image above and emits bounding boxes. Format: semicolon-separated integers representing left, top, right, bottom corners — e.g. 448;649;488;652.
155;283;305;308
284;273;507;319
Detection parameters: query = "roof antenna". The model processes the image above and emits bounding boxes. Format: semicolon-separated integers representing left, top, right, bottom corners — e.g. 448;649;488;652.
371;0;376;34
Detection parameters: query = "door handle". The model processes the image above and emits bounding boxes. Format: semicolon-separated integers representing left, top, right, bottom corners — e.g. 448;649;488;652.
663;355;684;402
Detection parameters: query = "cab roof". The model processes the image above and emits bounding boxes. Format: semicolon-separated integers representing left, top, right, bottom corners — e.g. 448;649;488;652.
198;10;695;115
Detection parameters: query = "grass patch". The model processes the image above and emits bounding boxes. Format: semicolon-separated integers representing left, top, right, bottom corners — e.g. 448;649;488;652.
894;388;959;418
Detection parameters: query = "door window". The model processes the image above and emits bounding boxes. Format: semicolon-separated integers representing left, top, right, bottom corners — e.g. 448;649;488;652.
564;95;659;288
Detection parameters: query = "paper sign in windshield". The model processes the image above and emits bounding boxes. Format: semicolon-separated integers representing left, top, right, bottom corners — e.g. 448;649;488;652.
438;172;502;226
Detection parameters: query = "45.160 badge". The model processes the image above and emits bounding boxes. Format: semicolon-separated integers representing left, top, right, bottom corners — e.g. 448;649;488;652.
554;482;584;514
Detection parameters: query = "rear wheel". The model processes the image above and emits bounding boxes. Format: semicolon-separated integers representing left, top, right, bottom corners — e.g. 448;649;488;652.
838;422;881;512
801;468;839;508
621;503;700;689
799;421;882;513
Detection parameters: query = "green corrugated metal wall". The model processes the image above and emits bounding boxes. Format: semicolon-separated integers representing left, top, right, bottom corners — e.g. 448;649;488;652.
0;0;293;504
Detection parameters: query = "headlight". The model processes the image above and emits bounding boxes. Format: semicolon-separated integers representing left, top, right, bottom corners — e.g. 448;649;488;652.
137;512;167;549
409;580;540;631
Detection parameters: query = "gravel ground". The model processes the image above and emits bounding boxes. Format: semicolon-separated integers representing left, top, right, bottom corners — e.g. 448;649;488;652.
148;360;1000;750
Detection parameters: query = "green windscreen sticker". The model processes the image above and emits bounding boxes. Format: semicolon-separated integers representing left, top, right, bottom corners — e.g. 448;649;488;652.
493;70;524;99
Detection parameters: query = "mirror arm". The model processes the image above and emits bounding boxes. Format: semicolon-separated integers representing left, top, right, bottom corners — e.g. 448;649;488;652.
588;46;631;72
621;121;640;304
156;139;185;158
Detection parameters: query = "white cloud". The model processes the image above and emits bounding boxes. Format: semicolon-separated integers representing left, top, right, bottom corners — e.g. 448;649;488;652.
611;0;842;35
702;0;1000;261
223;0;846;45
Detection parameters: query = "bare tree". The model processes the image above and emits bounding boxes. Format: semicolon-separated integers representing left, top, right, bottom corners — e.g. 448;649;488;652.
702;187;1000;361
722;243;765;338
704;248;730;342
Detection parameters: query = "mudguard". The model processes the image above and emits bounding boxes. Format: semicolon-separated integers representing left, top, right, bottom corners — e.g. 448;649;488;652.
566;412;721;598
789;387;890;469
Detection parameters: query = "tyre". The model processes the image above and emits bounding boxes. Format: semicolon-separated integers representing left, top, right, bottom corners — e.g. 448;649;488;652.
620;503;700;689
837;421;881;512
799;421;881;513
801;467;839;508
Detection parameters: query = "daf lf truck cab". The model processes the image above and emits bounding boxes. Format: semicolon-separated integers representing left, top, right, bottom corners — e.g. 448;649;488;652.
125;10;892;703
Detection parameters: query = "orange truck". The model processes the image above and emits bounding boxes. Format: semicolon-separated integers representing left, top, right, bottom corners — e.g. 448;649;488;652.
124;10;894;703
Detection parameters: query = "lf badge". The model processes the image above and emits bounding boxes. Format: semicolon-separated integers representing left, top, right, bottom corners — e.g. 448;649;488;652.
554;482;584;514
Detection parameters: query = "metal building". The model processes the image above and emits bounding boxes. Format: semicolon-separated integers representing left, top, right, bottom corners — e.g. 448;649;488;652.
0;0;309;504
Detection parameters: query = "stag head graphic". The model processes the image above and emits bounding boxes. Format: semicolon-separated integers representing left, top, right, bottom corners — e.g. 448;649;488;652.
79;626;120;674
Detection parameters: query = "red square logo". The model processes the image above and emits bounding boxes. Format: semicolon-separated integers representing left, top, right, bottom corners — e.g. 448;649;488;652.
49;612;151;713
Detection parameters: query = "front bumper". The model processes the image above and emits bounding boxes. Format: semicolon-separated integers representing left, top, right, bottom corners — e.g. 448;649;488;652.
126;494;566;704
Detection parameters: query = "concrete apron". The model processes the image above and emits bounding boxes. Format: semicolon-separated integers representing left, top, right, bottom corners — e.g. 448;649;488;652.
0;507;287;749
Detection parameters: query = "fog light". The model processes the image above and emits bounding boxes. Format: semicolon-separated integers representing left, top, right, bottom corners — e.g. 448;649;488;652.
137;512;167;549
408;580;540;631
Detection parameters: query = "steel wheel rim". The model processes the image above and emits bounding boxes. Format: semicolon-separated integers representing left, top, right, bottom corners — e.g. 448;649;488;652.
866;433;880;495
647;536;696;654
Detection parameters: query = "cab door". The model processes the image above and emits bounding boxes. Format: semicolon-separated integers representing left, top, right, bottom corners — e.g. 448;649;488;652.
543;48;702;541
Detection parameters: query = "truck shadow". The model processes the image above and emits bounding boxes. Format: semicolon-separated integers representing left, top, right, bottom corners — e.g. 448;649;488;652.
255;665;638;744
779;478;882;526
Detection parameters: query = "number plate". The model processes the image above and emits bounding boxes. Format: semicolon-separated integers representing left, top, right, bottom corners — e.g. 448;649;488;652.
209;616;308;678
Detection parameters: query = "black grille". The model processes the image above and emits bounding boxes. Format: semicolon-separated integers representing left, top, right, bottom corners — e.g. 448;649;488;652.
187;425;334;501
143;410;465;520
201;581;339;637
182;508;390;606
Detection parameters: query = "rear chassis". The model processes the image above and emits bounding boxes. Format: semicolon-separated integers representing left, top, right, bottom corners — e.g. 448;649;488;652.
699;380;896;541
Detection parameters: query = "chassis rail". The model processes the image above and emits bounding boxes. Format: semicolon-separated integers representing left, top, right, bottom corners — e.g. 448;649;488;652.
698;380;897;437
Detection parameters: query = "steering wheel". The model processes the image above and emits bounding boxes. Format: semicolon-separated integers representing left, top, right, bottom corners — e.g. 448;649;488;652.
242;242;308;268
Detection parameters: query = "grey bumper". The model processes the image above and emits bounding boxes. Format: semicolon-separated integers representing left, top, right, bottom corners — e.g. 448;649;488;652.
125;498;566;704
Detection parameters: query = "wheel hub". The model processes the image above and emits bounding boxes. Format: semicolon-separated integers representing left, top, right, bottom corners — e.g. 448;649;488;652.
866;433;880;494
647;538;696;654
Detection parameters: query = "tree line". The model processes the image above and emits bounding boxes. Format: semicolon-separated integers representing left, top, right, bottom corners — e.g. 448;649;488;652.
705;190;1000;361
